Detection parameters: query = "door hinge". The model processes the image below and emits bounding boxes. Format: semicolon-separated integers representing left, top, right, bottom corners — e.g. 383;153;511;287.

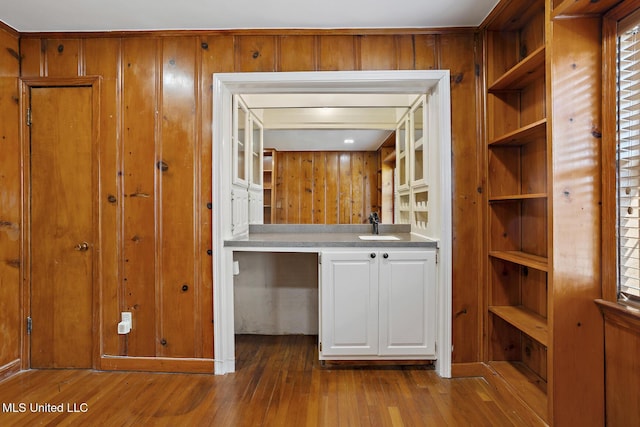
319;342;322;352
26;317;32;334
435;252;438;264
318;253;322;265
26;108;32;126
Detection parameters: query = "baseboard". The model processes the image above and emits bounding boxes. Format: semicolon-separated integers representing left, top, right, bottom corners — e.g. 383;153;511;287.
0;359;21;383
100;356;215;374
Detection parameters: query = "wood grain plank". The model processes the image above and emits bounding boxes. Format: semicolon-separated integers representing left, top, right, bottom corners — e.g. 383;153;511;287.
121;37;159;357
441;32;483;364
43;38;81;77
159;37;198;357
199;34;233;358
0;27;21;370
235;35;276;72
318;35;356;71
360;35;397;70
278;35;317;71
84;37;122;357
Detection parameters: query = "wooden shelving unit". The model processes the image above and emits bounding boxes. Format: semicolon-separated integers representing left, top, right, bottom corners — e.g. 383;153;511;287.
262;149;275;224
484;0;549;422
551;0;622;19
483;0;605;425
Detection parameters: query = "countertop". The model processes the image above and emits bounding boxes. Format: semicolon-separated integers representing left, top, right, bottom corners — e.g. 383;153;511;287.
224;224;438;249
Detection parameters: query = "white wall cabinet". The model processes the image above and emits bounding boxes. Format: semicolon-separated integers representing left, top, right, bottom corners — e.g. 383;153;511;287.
319;249;437;359
232;95;264;234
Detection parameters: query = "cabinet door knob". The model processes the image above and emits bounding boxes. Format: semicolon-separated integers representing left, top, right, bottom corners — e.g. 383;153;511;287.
383;253;389;259
370;253;376;259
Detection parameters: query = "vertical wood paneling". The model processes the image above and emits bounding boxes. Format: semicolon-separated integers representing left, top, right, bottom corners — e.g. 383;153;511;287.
4;28;483;370
318;36;357;70
550;17;604;427
84;37;122;357
350;152;365;224
19;38;43;77
199;34;233;358
312;152;326;224
440;33;482;364
360;35;397;70
396;35;415;70
339;153;353;223
365;152;378;216
159;37;198;357
0;27;21;370
274;151;379;225
44;39;81;76
415;35;438;70
121;38;159;357
235;36;276;72
300;152;314;223
278;35;317;71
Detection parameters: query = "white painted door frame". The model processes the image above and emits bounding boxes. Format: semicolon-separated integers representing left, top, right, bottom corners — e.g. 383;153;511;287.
212;70;452;378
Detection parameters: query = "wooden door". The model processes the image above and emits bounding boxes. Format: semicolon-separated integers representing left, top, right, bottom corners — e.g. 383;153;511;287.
29;86;95;369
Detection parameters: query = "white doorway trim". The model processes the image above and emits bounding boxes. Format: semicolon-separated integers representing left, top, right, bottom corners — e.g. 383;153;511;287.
212;70;452;378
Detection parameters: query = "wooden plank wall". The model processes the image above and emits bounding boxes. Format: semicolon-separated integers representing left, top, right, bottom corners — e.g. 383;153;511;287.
274;151;378;224
0;23;21;378
4;29;482;366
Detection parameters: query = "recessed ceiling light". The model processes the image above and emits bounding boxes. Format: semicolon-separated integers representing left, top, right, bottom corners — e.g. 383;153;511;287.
344;138;354;144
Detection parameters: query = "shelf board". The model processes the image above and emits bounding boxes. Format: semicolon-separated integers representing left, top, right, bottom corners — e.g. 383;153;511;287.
383;150;396;164
552;0;621;19
489;119;547;146
489;250;548;272
488;46;545;92
488;361;548;423
489;193;547;202
489;305;548;347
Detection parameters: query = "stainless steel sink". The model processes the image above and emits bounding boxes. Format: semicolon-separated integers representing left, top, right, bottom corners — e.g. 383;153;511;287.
358;235;400;241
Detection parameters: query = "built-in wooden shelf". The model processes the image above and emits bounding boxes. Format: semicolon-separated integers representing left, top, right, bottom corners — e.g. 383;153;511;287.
489;119;547;146
489;305;548;346
383;150;396;164
552;0;622;19
489;46;546;92
488;361;548;423
489;193;547;202
489;250;548;272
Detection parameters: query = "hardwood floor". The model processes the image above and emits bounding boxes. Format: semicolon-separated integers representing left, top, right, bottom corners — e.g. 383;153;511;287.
0;335;541;426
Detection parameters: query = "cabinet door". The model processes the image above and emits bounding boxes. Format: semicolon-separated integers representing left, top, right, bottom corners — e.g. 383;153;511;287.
233;96;248;186
248;187;263;224
320;251;379;357
231;185;249;236
249;116;263;190
396;116;409;190
378;250;436;357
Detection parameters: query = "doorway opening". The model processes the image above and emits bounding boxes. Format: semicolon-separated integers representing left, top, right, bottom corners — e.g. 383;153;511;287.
212;70;452;377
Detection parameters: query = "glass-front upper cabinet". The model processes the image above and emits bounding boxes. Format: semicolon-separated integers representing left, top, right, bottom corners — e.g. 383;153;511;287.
249;116;263;189
410;95;427;187
233;96;249;185
396;115;409;190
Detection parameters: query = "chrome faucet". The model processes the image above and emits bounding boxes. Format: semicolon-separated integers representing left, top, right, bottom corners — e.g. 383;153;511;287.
368;212;380;234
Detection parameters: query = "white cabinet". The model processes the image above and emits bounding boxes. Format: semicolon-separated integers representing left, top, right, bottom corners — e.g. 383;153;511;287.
231;95;264;235
378;250;436;356
319;251;379;356
319;249;437;359
248;187;263;224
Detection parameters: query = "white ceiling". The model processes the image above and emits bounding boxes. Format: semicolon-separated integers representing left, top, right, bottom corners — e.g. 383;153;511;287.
2;0;499;33
243;93;415;151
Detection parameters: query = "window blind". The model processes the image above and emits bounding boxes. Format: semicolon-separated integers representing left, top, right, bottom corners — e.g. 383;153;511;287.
617;11;640;302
